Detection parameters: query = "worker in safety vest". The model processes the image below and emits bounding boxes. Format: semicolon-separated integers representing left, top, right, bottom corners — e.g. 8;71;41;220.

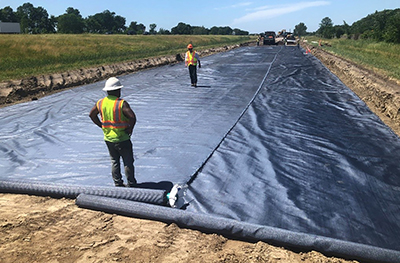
185;44;201;87
89;77;137;187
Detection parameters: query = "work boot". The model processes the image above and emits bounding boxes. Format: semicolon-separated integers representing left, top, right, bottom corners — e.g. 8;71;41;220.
127;178;137;187
115;180;125;187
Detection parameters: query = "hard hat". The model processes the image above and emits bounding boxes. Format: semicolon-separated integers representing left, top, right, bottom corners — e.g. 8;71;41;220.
187;44;193;49
103;77;124;91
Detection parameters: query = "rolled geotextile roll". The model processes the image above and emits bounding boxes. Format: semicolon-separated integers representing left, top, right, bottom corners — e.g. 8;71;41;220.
76;193;400;263
0;180;166;205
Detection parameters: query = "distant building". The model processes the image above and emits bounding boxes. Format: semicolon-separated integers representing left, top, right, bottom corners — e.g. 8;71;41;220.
0;22;21;34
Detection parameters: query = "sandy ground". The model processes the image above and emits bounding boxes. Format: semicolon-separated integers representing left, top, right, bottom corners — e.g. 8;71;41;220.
2;41;400;263
0;194;356;263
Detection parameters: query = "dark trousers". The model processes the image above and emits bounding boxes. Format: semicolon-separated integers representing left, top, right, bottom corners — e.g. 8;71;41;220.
188;65;197;85
105;139;136;187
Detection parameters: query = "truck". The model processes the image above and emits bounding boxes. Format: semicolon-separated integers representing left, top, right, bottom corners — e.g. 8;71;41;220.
263;31;276;45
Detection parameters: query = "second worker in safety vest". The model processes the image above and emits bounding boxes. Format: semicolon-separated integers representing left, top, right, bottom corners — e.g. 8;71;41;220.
89;77;137;187
185;44;201;87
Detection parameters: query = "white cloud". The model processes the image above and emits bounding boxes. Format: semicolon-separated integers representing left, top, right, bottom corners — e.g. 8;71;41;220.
214;2;253;11
233;1;330;24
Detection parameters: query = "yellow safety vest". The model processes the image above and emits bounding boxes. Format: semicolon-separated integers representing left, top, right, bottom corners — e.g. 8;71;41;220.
186;51;198;66
96;95;130;142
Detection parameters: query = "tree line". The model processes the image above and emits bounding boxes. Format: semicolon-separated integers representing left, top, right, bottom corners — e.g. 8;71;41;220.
0;3;249;35
294;8;400;44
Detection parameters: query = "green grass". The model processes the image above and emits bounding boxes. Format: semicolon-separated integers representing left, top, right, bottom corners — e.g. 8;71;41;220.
305;37;400;81
0;34;253;82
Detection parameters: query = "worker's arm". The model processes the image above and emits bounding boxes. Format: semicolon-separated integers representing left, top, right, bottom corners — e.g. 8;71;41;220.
89;104;102;128
122;101;137;135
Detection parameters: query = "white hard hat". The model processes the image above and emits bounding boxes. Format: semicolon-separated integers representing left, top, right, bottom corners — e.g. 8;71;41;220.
103;77;124;91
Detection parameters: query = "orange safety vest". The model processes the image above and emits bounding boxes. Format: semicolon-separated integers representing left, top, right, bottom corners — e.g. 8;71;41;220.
186;51;198;66
96;95;130;142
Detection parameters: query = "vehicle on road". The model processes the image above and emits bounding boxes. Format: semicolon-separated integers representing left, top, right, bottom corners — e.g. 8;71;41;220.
285;34;297;46
263;31;276;45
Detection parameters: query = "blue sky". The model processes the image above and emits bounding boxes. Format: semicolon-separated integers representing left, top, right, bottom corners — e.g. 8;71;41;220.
2;0;400;33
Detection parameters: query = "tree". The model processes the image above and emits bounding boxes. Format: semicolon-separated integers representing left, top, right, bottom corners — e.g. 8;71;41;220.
209;26;233;35
65;7;80;17
192;26;209;35
219;26;233;35
318;17;334;38
85;10;126;34
16;3;55;33
209;26;219;35
342;21;351;36
350;8;400;43
16;3;35;33
126;21;145;35
158;28;171;35
136;23;146;34
294;22;307;37
371;10;388;41
320;17;333;28
113;15;126;33
85;16;101;33
383;11;400;43
3;3;252;36
99;10;116;32
333;25;345;38
57;8;85;34
149;23;157;34
233;28;248;35
0;6;18;22
171;22;192;34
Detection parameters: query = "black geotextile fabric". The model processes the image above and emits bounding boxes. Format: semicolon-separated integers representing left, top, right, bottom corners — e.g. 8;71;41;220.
1;45;400;261
184;46;400;254
0;46;275;186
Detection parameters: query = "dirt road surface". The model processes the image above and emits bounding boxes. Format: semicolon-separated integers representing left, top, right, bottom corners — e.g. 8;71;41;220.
2;43;400;262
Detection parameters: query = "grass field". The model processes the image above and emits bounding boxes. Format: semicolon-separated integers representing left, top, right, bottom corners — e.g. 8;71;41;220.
305;37;400;81
0;34;253;82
